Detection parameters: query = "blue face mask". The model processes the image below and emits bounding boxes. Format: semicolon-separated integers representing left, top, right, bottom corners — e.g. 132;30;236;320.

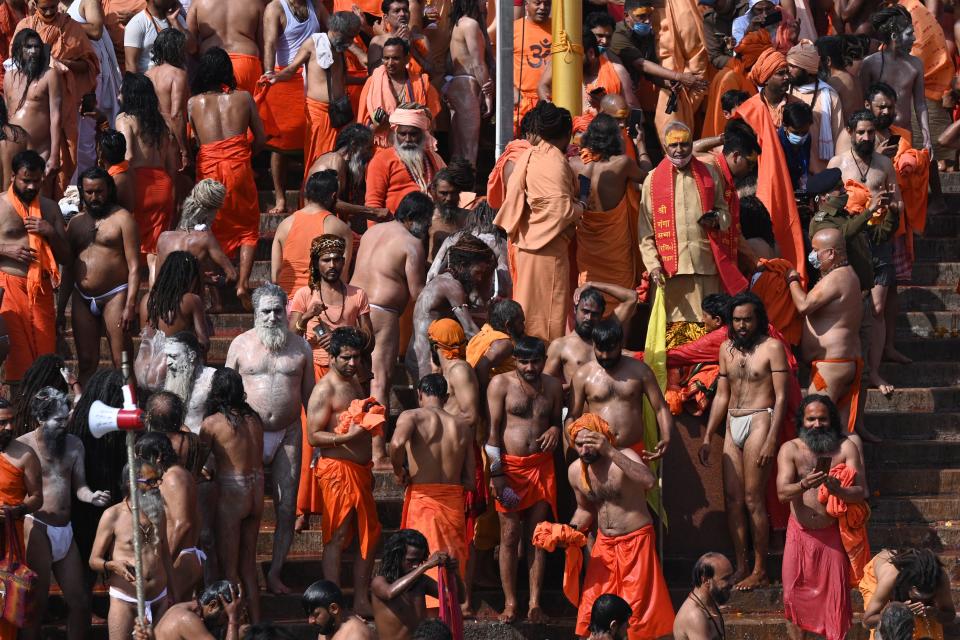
786;130;809;145
808;249;821;270
597;45;607;54
632;22;653;37
699;0;717;5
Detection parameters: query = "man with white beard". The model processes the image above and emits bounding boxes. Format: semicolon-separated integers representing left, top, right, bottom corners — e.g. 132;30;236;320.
225;283;315;594
306;124;387;225
18;388;112;640
90;458;175;640
163;332;216;433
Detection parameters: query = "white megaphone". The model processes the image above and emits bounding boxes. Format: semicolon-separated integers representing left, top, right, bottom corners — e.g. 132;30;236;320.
88;381;145;439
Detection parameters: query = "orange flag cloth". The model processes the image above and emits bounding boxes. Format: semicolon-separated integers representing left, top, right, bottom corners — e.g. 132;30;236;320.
254;71;306;151
576;193;637;300
427;318;466;360
313;457;382;560
893;138;930;263
356;66;441;147
532;522;587;606
335;398;386;436
575;525;675;639
228;52;263;94
132;167;174;257
752;258;802;345
701;30;769;138
197;134;260;258
486;139;531;210
495;451;557;519
818;463;871;586
843;179;872;215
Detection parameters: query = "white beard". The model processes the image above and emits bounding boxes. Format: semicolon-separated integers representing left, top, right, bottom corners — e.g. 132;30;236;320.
395;142;426;176
138;488;165;546
348;152;367;185
164;367;196;408
256;325;288;352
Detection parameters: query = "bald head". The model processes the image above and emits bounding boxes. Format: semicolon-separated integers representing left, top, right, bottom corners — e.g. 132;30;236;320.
600;93;628;117
812;227;843;251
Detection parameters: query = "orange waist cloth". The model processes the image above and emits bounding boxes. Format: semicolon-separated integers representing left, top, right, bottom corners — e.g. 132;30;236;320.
811;358;863;433
0;271;55;382
402;483;467;608
255;69;306;151
818;463;871;586
228;52;263;95
576;194;637;299
132;166;174;256
859;556;944;640
297;363;330;518
0;453;25;640
531;522;586;606
752;258;802;345
486;139;531;210
495;450;557;519
197;134;260;257
313;456;382;559
304;98;338;185
107;161;129;177
276;210;332;298
575;525;675;639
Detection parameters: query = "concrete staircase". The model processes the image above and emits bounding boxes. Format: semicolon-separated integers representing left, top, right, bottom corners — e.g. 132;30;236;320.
42;172;960;639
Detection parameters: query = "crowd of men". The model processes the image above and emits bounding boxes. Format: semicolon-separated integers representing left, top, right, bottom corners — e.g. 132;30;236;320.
0;0;957;636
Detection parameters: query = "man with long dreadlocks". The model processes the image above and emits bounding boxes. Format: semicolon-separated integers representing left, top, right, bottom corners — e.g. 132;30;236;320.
407;233;495;378
3;29;63;195
860;548;955;640
226;283;314;595
162;332;217;433
59;168;140;387
11;354;71;438
307;124;386;230
145;29;190;172
199;368;265;622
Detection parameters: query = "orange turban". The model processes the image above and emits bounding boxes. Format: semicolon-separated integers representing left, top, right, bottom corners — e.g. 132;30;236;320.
842;179;872;215
735;29;773;70
390;107;438;151
335;397;386;436
532;522;587;606
748;48;788;86
428;318;466;361
568;413;617;493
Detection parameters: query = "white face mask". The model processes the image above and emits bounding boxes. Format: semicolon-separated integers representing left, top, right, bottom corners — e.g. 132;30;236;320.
668;152;693;168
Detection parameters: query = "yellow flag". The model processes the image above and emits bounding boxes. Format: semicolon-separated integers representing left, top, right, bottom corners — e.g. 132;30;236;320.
642;287;668;528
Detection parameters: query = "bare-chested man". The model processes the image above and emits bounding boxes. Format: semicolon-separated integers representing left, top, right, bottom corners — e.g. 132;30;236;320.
673;553;735;640
786;227;864;441
144;392;206;478
776;395;867;640
407;234;495;378
307;124;385;229
162;332;216;432
817;36;863;122
446;0;492;166
199;368;265;622
90;457;176;640
427;319;480;425
18;388;110;640
145;29;190;171
350;191;432;466
302;580;374;639
225;283;314;594
153;581;242;640
305;327;382;617
567;414;675;638
544;283;639;389
699;293;791;591
134;432;202;604
486;336;563;623
568;319;674;458
390;374;473;609
98;129;136;212
187;0;265;93
3;29;61;193
59;168;139;386
367;0;431;74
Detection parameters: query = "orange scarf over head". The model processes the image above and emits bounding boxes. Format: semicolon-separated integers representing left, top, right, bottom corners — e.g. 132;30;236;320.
6;186;59;300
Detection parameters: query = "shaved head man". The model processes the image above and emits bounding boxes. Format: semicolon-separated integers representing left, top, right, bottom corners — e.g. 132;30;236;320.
674;553;735;640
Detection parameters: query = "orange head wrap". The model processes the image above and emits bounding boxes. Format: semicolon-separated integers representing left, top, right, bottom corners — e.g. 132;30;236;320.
748;48;788;86
734;29;773;70
568;413;618;492
390;106;438;151
428;318;466;360
786;41;820;75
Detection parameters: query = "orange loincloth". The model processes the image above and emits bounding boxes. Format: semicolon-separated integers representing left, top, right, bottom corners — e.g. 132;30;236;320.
900;0;955;100
276;210;332;299
495;451;557;519
197;134;260;258
811;358;863;433
313;457;382;560
401;483;467;608
654;0;708;139
512;17;552;127
303;98;339;186
334;398;386;436
465;323;515;374
357;66;441;147
859;556;944;640
576;525;675;639
818;463;870;586
486;139;531;210
735;94;807;280
296;362;329;519
132;166;173;256
576;192;637;303
228;52;264;95
0;454;26;640
107;161;129;177
0;271;55;383
255;69;306;151
752;258;802;345
531;522;586;606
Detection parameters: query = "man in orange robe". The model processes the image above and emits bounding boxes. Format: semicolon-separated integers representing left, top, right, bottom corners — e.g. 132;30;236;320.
487;108;542;210
190;48;266;307
735;48;807;280
568;414;675;639
102;0;145;70
365;107;445;212
494;103;582;342
15;0;99;197
654;0;708;139
0;151;69;384
701;29;769;139
537;32;630;114
512;0;552;128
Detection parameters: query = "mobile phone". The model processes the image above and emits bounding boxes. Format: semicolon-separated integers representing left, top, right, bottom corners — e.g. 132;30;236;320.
578;175;591;203
815;456;832;475
762;10;783;26
699;209;719;224
887;134;901;147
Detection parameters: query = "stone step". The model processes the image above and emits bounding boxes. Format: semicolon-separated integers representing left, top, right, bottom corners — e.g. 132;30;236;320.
913;237;960;261
896;311;960;338
874;468;960;495
869;496;960;524
868;522;960;550
866;412;960;440
922;214;960;237
909;262;960;286
889;337;960;360
898;285;960;312
878;361;960;387
865;440;960;468
863;387;960;413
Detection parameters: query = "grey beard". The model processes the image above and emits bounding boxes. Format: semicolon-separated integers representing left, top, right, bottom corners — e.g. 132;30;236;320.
138;488;165;546
347;152;367;186
18;56;43;83
164;368;197;408
395;143;426;177
256;325;288;352
41;428;67;458
798;426;841;454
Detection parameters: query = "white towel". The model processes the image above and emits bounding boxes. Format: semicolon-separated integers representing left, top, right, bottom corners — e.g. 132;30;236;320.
793;80;836;160
312;32;334;70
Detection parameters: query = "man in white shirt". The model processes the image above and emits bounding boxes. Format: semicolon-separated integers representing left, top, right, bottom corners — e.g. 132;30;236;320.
124;0;194;73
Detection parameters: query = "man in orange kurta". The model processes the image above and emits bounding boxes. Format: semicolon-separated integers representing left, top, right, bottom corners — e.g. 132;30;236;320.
494;104;582;343
701;29;769;138
654;0;708;139
487;108;542;210
15;0;99;196
512;0;552;128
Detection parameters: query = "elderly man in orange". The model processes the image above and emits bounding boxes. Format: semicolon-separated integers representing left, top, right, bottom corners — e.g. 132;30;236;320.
511;0;551;128
568;414;675;640
494;102;582;343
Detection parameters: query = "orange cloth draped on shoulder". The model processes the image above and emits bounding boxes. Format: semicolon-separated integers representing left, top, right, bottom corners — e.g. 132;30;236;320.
751;258;802;344
0;271;55;383
576;193;637;304
314;457;381;559
197;133;260;258
255;69;306;151
402;483;467;608
734;93;807;281
296;362;329;520
465;323;515;374
228;52;264;94
701;29;770;138
585;57;622;98
132;166;174;256
818;463;871;586
900;0;954;100
303;99;338;185
0;453;26;640
532;522;586;606
512;17;552;126
859;556;945;640
495;450;557;518
486;139;531;210
276;210;332;299
335;397;386;436
811;357;863;432
575;525;675;639
16;12;99;195
891;124;929;262
654;0;708;138
356;66;441;148
107;161;129;177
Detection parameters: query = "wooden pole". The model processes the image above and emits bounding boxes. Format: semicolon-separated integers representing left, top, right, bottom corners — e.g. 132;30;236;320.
121;353;146;624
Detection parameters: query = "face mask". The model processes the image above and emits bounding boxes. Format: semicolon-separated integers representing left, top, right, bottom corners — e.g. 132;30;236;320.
786;130;809;145
632;22;653;37
824;193;849;210
808;249;821;270
668;152;693;168
597;45;607;54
